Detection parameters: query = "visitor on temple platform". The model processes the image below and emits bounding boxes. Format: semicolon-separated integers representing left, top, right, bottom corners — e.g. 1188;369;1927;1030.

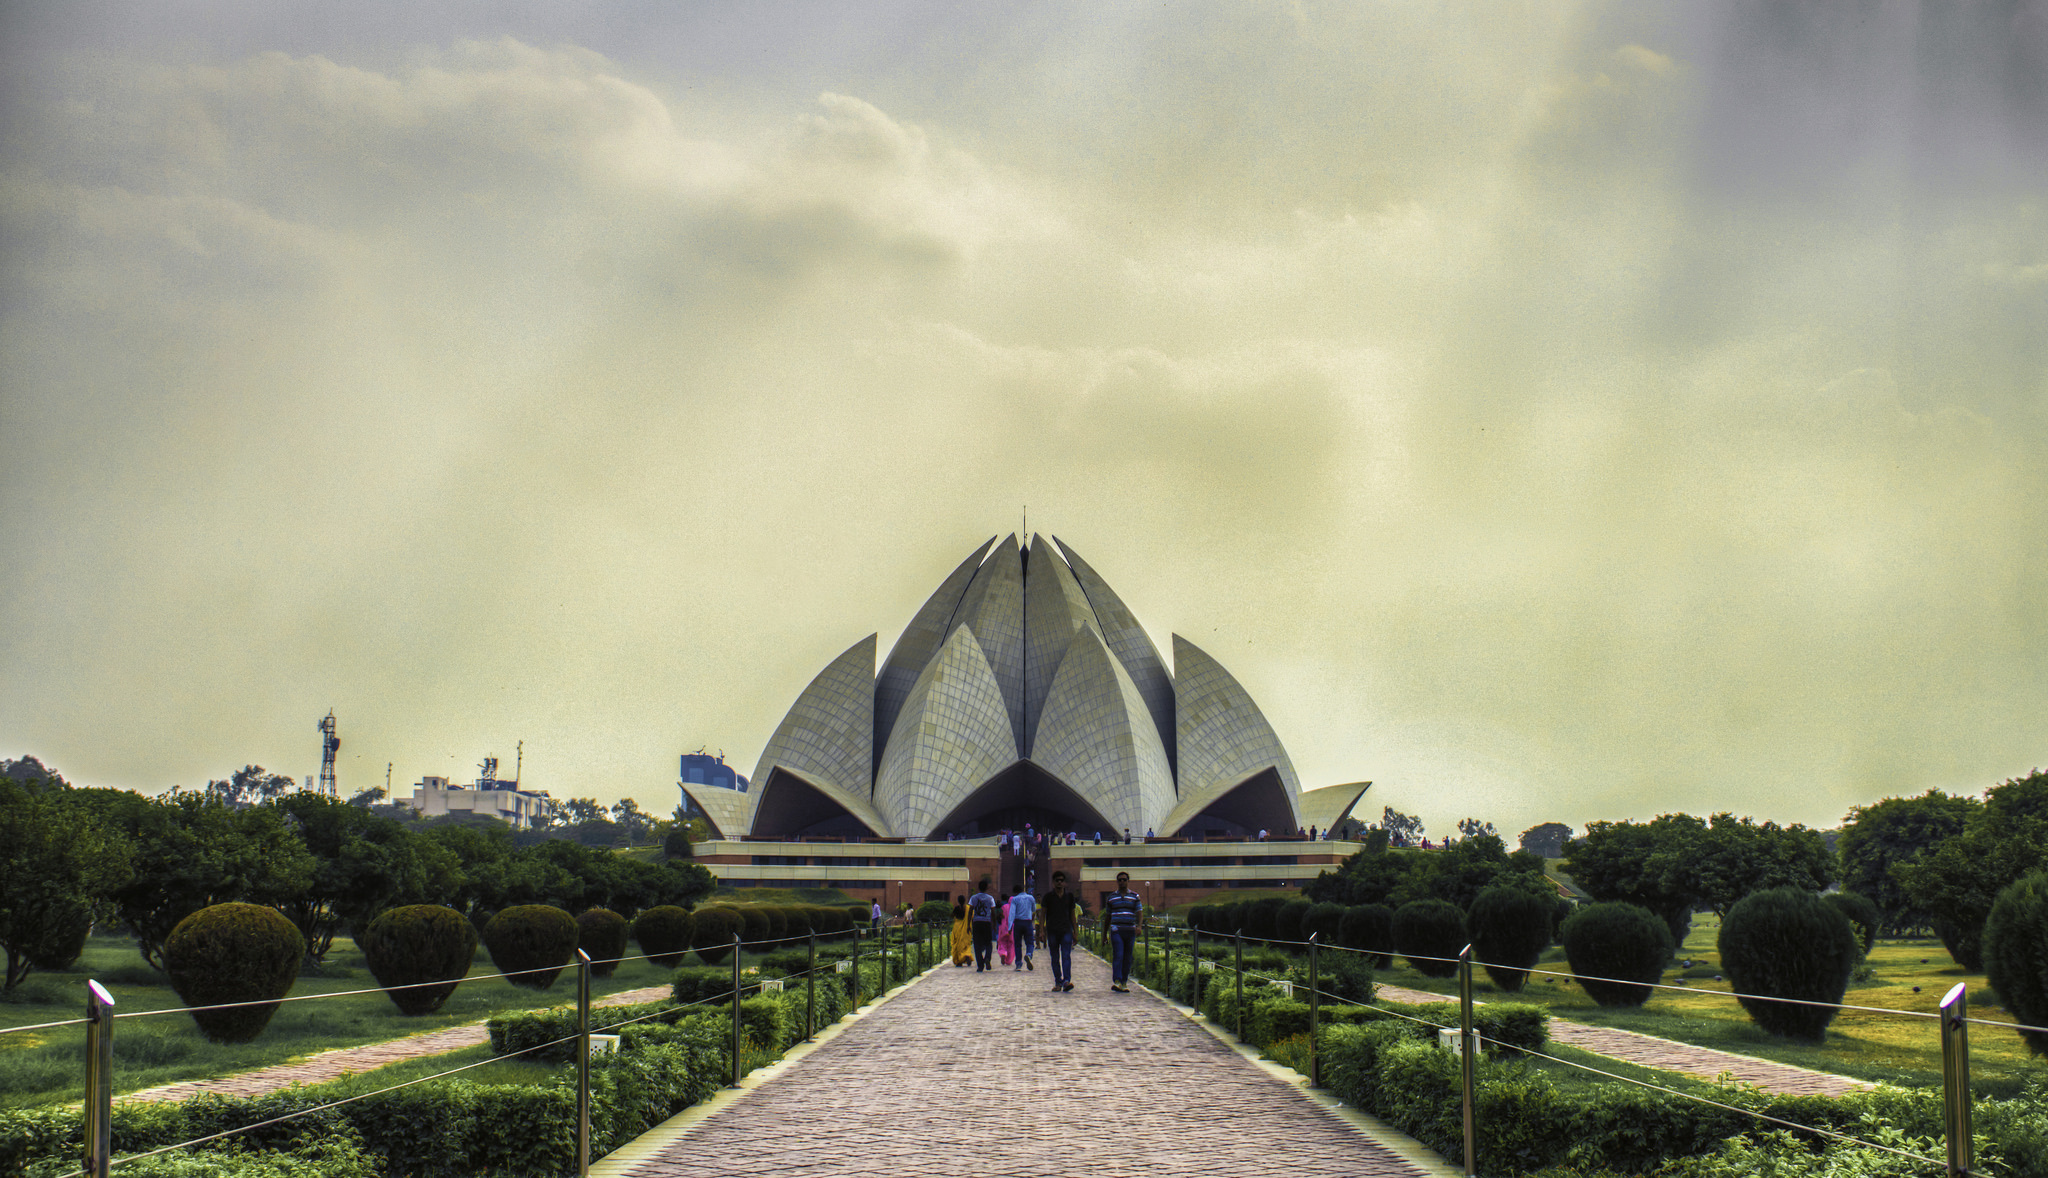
1042;871;1078;992
1009;887;1036;971
1104;872;1143;992
969;879;998;971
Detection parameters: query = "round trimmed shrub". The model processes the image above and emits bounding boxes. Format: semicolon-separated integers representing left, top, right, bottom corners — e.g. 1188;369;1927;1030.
1467;886;1554;992
1214;903;1245;936
1187;905;1214;934
1245;897;1287;943
162;903;305;1042
1982;872;2048;1056
482;905;579;990
1275;900;1313;946
1822;891;1881;956
758;907;788;943
632;906;696;967
1304;902;1345;947
361;905;477;1015
692;906;744;964
735;907;771;947
1392;900;1466;978
26;900;94;972
845;903;872;927
1561;902;1672;1008
1339;904;1394;969
915;900;953;925
576;908;630;978
1719;887;1859;1042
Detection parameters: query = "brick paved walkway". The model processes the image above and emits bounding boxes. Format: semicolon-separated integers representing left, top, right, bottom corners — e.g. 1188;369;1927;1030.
119;984;674;1103
605;954;1448;1178
1373;983;1871;1096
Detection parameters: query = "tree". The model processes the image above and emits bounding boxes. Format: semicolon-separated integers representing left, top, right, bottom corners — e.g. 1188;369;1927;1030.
1837;790;1977;935
561;797;608;825
92;791;317;971
1304;841;1420;906
1678;813;1835;918
1392;835;1550;911
1518;822;1573;859
275;793;461;964
1895;770;2048;970
1563;814;1702;946
1381;807;1423;846
207;765;296;807
348;786;388;807
0;779;131;991
610;798;655;844
1456;817;1497;841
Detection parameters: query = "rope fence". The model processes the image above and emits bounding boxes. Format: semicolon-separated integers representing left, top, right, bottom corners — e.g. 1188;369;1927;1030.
30;917;949;1178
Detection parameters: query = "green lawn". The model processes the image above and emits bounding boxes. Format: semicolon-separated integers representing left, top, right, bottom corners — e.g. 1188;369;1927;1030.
1354;914;2044;1096
0;931;722;1107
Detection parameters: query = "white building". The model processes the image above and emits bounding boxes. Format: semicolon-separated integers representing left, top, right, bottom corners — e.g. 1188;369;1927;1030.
409;775;552;828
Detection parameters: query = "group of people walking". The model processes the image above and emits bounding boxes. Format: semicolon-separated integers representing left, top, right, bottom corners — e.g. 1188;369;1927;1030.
944;870;1146;992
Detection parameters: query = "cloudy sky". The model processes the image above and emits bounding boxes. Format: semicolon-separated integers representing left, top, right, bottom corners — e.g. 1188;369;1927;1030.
3;2;2044;840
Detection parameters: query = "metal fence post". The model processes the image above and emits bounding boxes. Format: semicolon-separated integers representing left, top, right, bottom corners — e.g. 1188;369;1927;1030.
1459;943;1477;1178
806;931;817;1041
1307;933;1320;1087
83;980;115;1178
1234;929;1245;1041
1163;918;1172;994
575;949;592;1178
852;926;862;1005
1940;982;1973;1178
1143;917;1152;983
730;933;743;1087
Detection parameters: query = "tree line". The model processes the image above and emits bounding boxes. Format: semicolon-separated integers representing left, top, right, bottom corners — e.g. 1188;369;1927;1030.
0;757;716;991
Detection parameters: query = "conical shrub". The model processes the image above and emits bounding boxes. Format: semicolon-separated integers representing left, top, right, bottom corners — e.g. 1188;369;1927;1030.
632;906;696;967
482;905;579;990
1982;872;2048;1056
692;906;744;965
1340;904;1393;969
1467;886;1553;992
1275;900;1312;945
576;908;630;978
1719;887;1859;1041
1561;902;1671;1007
1822;891;1880;955
1392;900;1466;978
1303;902;1345;947
361;905;477;1015
163;903;304;1042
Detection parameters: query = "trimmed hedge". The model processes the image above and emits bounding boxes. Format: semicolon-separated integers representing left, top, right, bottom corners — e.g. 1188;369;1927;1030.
481;906;579;991
1560;901;1671;1008
1339;904;1394;968
1822;890;1881;956
576;909;630;978
1392;900;1466;978
630;906;695;967
1983;871;2048;1056
691;907;744;964
360;905;477;1015
1275;899;1313;945
1467;886;1553;992
162;903;305;1043
1303;901;1346;946
1719;887;1859;1042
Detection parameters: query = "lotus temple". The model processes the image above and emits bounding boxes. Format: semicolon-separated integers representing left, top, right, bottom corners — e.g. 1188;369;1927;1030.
683;535;1372;909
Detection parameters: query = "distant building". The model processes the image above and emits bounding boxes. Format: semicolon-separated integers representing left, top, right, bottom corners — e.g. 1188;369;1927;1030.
409;774;553;829
680;752;747;791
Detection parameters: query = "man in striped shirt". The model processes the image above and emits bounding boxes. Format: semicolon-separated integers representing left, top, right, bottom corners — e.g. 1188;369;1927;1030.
1104;871;1143;992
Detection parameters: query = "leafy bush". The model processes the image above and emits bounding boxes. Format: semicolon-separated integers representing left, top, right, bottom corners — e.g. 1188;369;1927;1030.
481;905;579;990
1984;871;2048;1055
576;909;629;978
1719;887;1859;1041
844;903;871;927
360;905;477;1015
1244;896;1287;943
630;906;695;967
1561;901;1672;1007
1394;1000;1550;1057
1275;899;1313;945
691;907;744;964
1340;904;1394;968
1822;890;1881;955
915;899;953;925
489;999;676;1061
1319;950;1376;1005
1392;899;1466;978
733;907;771;946
1248;994;1312;1047
1304;901;1345;946
162;903;305;1043
1467;886;1553;992
671;966;744;1006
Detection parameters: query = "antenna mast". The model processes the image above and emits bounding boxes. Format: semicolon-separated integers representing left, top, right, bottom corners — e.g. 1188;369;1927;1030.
514;740;523;787
317;710;340;797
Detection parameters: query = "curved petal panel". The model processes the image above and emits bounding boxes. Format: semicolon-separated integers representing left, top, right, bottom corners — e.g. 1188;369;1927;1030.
678;779;754;841
1021;534;1097;756
749;766;892;839
749;634;877;804
953;536;1026;750
874;537;994;776
1299;782;1373;835
873;623;1021;838
1031;626;1176;838
1158;766;1296;840
1171;634;1303;830
1053;537;1176;776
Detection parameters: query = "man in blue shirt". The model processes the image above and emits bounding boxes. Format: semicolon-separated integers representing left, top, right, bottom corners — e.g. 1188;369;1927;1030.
1008;887;1036;971
1103;871;1143;992
967;878;998;972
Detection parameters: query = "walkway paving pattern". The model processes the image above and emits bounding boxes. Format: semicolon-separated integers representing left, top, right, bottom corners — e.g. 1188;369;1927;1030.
1372;983;1871;1097
119;984;674;1103
611;953;1440;1178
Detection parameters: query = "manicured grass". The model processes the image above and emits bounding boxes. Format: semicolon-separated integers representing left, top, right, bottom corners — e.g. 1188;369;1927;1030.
0;930;750;1108
709;886;860;905
1161;887;1301;917
1355;914;2044;1096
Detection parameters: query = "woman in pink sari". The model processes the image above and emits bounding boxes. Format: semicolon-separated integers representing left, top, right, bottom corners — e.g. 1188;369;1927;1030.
995;892;1015;967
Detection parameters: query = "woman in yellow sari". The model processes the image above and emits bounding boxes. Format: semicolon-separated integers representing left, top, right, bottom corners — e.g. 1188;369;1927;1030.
950;895;972;966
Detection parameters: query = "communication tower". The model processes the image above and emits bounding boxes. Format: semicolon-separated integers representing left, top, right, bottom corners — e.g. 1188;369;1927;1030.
479;755;499;788
317;711;340;797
